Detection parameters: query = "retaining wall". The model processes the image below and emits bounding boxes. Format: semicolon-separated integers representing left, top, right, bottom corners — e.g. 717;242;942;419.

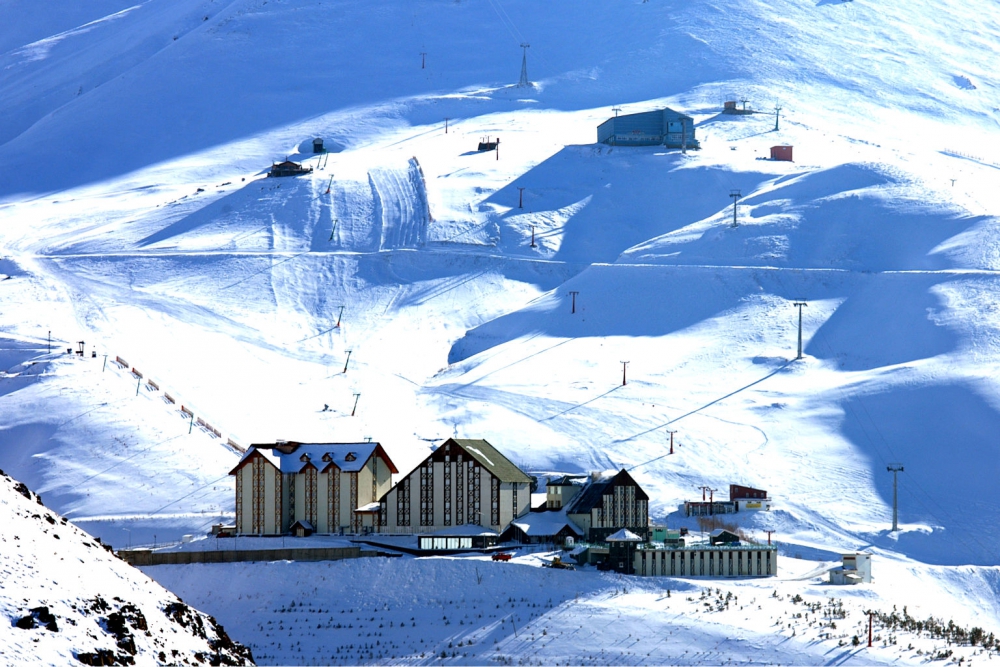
118;546;364;566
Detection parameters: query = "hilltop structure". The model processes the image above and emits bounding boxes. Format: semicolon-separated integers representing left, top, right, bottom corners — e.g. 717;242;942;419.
683;484;772;517
268;159;313;177
597;108;698;149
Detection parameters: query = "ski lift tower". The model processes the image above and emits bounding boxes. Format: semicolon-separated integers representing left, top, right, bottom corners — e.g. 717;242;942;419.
518;43;530;87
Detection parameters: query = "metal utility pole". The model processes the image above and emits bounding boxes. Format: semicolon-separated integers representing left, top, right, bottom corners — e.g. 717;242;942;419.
328;218;338;242
444;117;450;134
729;190;742;227
568;291;579;314
868;611;873;647
517;187;525;209
773;105;782;131
698;486;717;514
335;305;345;328
518;43;530;87
343;350;353;373
529;225;537;248
740;97;749;111
765;530;775;546
47;331;51;353
496;138;500;161
136;377;141;396
793;301;808;359
620;361;629;386
102;354;108;372
325;175;334;194
612;106;622;117
420;52;427;69
667;429;677;455
188;413;194;434
351;393;361;416
887;464;904;531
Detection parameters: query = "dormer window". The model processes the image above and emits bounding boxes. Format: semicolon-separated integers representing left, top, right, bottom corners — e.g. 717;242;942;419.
299;453;310;462
345;452;356;462
322;453;332;462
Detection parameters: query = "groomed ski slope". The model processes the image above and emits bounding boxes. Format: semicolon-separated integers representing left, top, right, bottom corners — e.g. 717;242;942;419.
1;0;1000;663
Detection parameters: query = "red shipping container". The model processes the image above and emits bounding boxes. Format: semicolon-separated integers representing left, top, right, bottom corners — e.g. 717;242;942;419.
770;145;793;161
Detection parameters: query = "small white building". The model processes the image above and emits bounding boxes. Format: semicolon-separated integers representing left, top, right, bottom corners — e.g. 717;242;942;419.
829;552;872;585
499;509;583;545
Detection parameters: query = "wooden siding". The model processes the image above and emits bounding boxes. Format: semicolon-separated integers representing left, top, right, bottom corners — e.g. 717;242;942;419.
378;453;528;534
234;456;281;535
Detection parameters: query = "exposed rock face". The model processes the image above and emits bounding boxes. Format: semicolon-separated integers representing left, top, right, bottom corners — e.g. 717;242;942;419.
0;469;254;666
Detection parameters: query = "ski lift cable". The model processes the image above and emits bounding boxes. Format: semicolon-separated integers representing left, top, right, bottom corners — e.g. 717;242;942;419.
484;0;522;45
76;434;185;489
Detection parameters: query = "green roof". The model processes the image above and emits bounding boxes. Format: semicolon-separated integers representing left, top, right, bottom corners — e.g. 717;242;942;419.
448;439;532;484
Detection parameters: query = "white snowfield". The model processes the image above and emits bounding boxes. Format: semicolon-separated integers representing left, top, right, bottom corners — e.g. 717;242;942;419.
2;0;1000;663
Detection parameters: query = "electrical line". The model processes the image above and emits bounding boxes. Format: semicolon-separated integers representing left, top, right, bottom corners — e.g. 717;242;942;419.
220;251;311;291
146;474;231;518
628;360;794;470
75;434;185;489
484;0;523;44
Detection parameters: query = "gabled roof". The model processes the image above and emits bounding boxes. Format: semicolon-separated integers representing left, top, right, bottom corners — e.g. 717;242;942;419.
249;442;398;474
710;529;739;538
290;519;314;531
508;510;583;537
446;439;531;484
600;107;693;128
564;477;610;515
228;446;280;476
606;528;643;542
565;469;649;514
548;475;587;487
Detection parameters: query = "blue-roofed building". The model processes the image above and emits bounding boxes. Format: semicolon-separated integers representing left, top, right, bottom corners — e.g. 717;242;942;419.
229;441;397;536
597;108;698;149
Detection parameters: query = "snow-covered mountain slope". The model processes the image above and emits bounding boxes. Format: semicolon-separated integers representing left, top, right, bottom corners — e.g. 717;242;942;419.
2;0;1000;661
0;468;254;665
146;553;1000;666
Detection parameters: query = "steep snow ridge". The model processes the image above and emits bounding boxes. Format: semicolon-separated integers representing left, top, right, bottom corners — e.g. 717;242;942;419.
0;469;253;665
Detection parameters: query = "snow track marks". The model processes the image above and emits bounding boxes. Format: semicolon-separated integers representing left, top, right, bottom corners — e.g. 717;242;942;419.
369;158;430;251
